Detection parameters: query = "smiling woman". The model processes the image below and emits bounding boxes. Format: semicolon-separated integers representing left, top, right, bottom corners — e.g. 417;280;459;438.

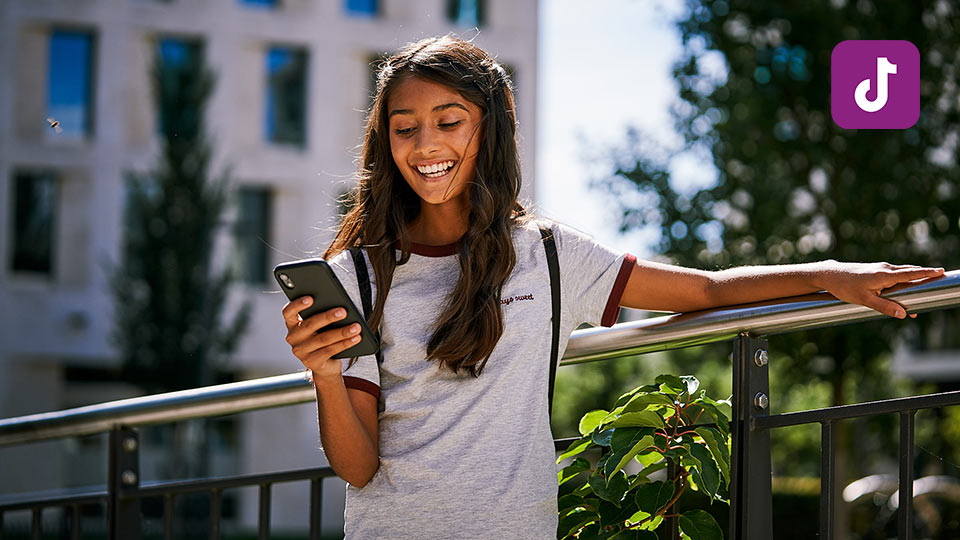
386;77;483;226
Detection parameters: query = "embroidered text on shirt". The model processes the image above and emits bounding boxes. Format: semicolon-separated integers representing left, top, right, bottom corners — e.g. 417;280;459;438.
501;293;534;306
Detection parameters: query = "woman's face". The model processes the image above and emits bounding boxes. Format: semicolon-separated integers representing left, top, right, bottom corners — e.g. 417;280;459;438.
386;76;484;208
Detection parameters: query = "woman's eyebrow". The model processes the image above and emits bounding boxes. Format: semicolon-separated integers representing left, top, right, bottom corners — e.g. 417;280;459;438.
388;102;469;118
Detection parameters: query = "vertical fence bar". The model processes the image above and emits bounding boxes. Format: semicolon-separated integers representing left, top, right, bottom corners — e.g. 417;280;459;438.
898;410;915;540
0;510;4;540
163;494;174;540
70;504;81;540
819;421;836;540
309;478;323;540
209;489;221;540
730;334;772;540
30;508;41;540
665;459;679;540
258;484;271;540
108;427;141;540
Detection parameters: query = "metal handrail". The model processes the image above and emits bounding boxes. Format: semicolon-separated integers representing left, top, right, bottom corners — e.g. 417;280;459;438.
1;270;957;447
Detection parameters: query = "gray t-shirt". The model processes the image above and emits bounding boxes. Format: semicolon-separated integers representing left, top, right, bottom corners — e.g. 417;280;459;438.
326;218;635;540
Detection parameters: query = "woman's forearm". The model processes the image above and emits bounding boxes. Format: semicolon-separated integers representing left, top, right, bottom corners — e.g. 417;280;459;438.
704;260;831;308
313;375;380;487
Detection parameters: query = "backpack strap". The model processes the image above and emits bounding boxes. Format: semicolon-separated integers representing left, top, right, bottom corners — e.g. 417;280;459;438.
347;246;384;364
538;225;561;420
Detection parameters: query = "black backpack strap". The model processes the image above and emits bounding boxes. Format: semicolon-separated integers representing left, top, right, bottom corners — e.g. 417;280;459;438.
538;225;561;420
347;247;384;364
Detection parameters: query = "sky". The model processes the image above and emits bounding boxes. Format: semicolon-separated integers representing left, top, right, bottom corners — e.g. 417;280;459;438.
536;0;715;257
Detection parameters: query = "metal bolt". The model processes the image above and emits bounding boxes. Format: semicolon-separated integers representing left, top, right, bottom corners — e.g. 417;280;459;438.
754;392;769;411
754;349;768;367
121;470;138;486
122;437;138;452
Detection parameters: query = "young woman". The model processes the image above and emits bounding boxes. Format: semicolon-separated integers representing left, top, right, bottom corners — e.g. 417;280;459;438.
281;35;943;539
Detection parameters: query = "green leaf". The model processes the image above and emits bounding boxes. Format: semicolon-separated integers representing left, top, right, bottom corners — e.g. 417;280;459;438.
655;374;686;396
609;530;658;540
558;508;598;539
592;427;615;447
628;461;668;490
695;427;730;486
605;434;654;479
678;510;723;540
607;410;665;430
687;442;722;501
559;457;592;486
580;409;610;435
598;497;636;527
613;385;659;409
636;450;664;467
557;435;593;464
558;493;587;514
634;480;675;515
620;392;675;413
588;469;630;505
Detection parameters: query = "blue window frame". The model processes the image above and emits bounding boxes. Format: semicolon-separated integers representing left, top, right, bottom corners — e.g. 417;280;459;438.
155;37;202;134
265;46;307;146
447;0;485;27
233;187;272;284
11;171;58;274
47;30;95;138
345;0;377;17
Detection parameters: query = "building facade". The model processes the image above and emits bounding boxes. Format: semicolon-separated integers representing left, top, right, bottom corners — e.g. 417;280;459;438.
0;0;538;534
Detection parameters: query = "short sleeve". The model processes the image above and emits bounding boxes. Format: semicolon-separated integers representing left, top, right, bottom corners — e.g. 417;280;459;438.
327;250;381;400
549;220;637;328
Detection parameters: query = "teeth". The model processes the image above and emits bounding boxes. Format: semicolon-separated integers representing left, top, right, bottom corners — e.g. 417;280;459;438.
416;160;455;176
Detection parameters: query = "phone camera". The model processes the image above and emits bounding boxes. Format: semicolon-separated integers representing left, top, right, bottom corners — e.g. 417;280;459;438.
279;273;295;289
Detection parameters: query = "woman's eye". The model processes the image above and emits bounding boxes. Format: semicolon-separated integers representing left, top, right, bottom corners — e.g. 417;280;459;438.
394;127;415;136
439;121;462;129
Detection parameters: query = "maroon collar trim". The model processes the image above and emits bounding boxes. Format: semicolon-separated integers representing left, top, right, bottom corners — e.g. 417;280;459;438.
393;239;461;257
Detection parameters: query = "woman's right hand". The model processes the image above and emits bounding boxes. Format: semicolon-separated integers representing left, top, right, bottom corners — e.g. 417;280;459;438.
282;297;363;380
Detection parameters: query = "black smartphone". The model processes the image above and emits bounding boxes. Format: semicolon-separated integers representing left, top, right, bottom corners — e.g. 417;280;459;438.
274;258;381;359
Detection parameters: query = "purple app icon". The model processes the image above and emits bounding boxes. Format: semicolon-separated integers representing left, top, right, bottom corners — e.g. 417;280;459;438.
831;40;919;129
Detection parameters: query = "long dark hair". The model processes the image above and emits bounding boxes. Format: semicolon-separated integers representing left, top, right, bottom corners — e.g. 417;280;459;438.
324;35;533;376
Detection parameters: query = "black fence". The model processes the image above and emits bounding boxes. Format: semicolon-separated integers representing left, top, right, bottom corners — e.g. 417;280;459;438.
3;271;960;539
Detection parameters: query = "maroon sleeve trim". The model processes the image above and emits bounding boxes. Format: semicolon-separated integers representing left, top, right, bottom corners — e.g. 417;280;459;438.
342;376;381;401
600;253;637;327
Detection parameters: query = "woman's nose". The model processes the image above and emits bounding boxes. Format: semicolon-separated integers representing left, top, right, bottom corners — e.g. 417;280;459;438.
413;126;441;155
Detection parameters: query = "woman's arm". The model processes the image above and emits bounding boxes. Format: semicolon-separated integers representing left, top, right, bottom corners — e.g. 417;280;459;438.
620;258;945;318
313;375;380;488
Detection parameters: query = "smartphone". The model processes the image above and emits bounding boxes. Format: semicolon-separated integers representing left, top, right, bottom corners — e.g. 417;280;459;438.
274;258;381;359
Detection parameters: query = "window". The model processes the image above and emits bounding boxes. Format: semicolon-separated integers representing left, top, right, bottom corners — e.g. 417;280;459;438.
345;0;377;17
156;37;202;134
48;30;95;139
10;171;58;274
265;46;308;146
447;0;485;27
233;187;271;284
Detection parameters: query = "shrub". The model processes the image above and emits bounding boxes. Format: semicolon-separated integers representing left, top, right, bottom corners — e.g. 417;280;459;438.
557;374;731;539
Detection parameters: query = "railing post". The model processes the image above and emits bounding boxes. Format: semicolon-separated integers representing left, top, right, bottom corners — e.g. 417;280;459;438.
729;334;772;540
108;426;142;540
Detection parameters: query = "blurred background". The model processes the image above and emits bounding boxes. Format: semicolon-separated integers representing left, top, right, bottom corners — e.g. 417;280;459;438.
1;0;959;538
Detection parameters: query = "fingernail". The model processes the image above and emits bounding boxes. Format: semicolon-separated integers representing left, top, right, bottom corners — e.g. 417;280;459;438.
336;309;346;318
350;324;360;333
895;309;905;318
302;297;312;305
351;335;361;342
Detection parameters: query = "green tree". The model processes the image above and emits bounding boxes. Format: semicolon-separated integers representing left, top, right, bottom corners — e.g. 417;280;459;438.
596;1;959;536
111;43;249;394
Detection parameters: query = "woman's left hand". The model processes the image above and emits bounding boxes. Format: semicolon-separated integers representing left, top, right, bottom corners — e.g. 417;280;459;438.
816;260;945;319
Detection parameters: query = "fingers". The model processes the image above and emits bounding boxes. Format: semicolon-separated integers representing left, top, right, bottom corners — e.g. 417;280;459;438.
859;293;908;319
281;296;314;331
293;325;363;367
889;266;945;282
285;305;349;345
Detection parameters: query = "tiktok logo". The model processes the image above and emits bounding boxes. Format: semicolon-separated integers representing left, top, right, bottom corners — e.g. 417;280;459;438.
831;40;919;129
